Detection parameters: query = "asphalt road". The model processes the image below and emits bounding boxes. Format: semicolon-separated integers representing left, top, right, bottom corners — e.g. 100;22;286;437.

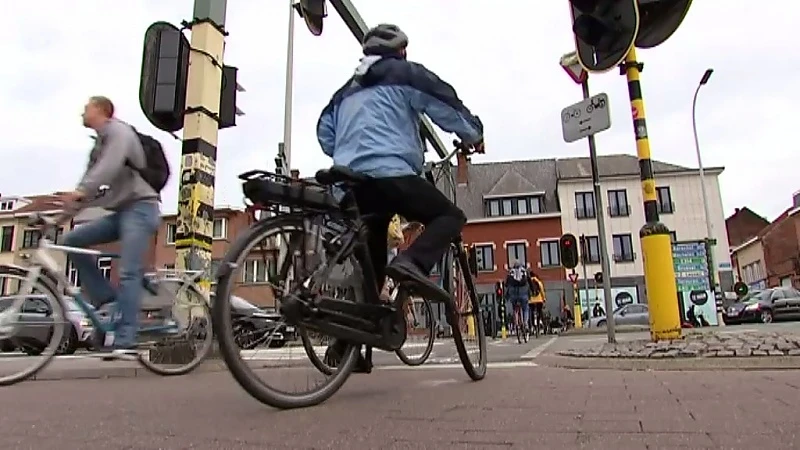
2;363;799;449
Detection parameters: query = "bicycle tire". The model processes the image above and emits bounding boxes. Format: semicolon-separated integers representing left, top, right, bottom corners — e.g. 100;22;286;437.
212;214;360;409
136;282;214;376
300;327;335;375
516;310;523;344
443;243;487;381
395;290;435;366
0;265;66;387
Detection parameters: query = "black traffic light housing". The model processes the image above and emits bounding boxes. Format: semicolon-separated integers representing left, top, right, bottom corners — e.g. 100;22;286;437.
139;22;189;132
495;281;504;298
569;0;640;73
733;281;748;297
140;21;242;133
295;0;327;36
594;271;604;284
560;233;580;270
635;0;693;49
467;245;478;276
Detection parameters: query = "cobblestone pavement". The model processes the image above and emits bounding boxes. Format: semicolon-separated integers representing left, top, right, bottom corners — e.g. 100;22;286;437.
2;365;800;448
558;331;800;359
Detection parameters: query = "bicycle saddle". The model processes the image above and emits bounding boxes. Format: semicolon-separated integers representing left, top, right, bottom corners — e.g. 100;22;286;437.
315;166;368;186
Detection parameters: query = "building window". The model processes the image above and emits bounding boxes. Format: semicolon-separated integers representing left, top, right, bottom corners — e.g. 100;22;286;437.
656;186;674;214
0;226;13;252
607;190;630;217
574;191;596;219
21;229;41;249
539;240;560;267
0;201;13;211
54;227;63;244
213;218;227;239
583;236;601;264
506;242;527;267
164;264;175;270
166;223;177;244
210;259;222;277
474;244;494;272
485;195;545;217
669;231;677;243
612;234;635;262
243;259;272;283
98;257;112;280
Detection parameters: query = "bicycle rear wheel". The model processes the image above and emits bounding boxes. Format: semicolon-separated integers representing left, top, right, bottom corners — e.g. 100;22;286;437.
0;265;66;386
395;287;435;366
443;243;487;381
136;281;213;376
212;214;360;409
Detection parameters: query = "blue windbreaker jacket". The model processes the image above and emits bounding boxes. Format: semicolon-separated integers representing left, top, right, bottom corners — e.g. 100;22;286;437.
316;54;483;178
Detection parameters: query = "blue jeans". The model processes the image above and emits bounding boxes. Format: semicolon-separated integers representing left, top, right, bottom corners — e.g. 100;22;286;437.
510;295;530;327
63;201;161;348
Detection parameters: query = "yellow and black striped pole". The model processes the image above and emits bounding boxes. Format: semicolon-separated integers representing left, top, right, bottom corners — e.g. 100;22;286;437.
623;48;681;341
175;0;227;293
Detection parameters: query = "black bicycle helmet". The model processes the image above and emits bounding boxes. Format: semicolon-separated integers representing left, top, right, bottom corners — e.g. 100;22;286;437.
362;23;408;56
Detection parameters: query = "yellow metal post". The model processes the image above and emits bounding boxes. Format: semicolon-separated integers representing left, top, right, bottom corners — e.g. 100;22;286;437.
623;48;681;341
175;0;227;290
572;282;582;329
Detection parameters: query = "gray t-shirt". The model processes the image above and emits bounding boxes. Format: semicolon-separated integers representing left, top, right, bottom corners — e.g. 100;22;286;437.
77;119;159;211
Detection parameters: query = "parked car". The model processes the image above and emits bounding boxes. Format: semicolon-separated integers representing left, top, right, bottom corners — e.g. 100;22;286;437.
0;295;95;356
723;287;800;324
209;293;296;349
588;303;650;328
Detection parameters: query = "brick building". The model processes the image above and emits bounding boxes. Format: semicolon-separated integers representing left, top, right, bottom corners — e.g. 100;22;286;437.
726;207;769;248
760;205;800;289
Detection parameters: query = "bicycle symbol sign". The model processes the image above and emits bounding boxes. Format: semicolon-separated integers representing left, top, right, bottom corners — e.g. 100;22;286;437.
560;93;612;144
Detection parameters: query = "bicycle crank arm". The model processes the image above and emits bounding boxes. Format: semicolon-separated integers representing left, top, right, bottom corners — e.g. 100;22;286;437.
299;318;403;353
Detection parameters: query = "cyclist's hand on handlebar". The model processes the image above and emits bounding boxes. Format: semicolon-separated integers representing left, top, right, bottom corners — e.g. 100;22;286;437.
471;139;485;154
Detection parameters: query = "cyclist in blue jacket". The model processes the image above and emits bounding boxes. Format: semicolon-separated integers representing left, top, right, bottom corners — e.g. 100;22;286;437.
318;23;484;372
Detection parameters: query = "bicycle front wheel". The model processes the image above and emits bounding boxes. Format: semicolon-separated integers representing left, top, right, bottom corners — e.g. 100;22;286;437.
443;244;487;381
0;265;67;386
212;214;360;409
395;288;435;366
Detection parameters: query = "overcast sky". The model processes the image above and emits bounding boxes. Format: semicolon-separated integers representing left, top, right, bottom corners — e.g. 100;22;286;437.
1;1;794;221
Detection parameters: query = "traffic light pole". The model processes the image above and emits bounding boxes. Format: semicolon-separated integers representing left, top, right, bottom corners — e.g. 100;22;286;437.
582;78;616;343
622;48;682;341
176;0;226;288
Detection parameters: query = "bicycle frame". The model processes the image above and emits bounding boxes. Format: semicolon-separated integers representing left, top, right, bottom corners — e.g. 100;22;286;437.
10;237;206;335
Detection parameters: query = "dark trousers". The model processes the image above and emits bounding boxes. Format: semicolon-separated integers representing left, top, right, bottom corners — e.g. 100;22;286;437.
353;175;466;293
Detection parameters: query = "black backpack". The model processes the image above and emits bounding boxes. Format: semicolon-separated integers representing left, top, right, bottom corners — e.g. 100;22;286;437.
131;129;170;192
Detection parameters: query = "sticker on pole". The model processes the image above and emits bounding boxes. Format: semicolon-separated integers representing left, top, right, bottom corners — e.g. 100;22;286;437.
560;93;611;143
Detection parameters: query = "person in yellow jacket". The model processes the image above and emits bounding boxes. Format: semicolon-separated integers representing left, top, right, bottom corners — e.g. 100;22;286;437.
528;272;546;331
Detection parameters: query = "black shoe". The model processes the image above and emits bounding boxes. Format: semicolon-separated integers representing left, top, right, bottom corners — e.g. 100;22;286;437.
323;341;372;374
385;257;450;303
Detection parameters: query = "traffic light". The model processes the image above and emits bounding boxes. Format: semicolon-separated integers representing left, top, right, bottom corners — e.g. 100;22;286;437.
594;272;604;284
219;65;245;130
560;233;580;270
495;281;504;298
467;245;479;276
569;0;640;73
635;0;693;49
733;281;748;297
294;0;327;36
140;21;243;132
139;22;189;132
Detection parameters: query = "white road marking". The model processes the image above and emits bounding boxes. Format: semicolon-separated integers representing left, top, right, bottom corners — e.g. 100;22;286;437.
521;336;558;359
379;360;538;371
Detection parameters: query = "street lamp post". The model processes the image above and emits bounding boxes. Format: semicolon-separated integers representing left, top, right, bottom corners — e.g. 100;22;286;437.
691;68;724;326
283;0;298;171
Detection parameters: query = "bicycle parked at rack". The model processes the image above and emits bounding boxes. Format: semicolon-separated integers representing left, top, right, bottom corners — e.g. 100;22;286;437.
212;141;488;409
0;213;214;386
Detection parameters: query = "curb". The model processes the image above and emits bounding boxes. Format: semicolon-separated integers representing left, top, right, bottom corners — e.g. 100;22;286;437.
560;325;650;336
536;354;800;371
29;359;229;382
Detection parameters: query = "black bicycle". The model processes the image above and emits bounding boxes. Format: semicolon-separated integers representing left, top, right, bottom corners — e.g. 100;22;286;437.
212;142;487;409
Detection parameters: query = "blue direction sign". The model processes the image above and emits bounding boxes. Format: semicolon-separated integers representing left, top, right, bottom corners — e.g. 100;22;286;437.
672;240;717;325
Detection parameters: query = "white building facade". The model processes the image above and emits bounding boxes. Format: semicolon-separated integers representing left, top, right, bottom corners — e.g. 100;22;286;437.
556;156;733;307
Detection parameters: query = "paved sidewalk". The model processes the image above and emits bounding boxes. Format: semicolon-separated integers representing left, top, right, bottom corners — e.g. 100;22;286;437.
1;365;798;448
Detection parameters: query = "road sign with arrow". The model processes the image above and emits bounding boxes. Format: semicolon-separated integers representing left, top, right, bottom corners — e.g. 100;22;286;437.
560;93;611;144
